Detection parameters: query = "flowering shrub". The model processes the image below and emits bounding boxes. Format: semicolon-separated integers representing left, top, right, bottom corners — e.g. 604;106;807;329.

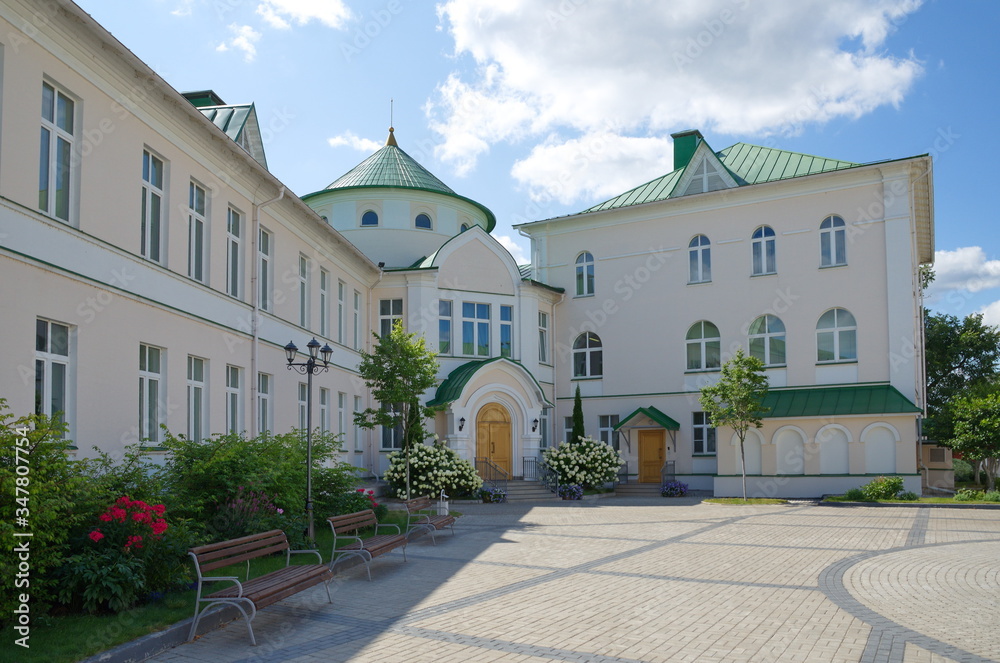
208;485;290;541
480;486;507;503
955;488;983;502
558;484;584;500
542;437;623;489
329;488;389;520
861;476;904;501
661;480;689;497
383;441;482;499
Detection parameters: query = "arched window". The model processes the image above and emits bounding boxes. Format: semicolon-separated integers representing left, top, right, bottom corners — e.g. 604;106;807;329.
686;321;720;370
748;315;785;366
573;332;602;377
415;213;432;230
820;215;846;266
575;252;595;296
816;308;857;362
688;235;711;283
751;226;776;275
361;210;379;227
460;223;470;232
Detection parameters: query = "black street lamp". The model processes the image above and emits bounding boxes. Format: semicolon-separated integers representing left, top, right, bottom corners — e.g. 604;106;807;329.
284;337;333;543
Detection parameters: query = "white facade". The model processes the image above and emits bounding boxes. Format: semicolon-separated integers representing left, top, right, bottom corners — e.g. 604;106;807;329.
0;1;933;496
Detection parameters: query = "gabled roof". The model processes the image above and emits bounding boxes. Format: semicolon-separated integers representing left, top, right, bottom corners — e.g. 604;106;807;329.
426;358;552;408
614;406;681;431
761;384;920;419
581;139;861;214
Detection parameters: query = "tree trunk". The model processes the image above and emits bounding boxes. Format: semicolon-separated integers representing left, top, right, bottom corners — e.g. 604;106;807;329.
986;457;998;492
739;437;747;501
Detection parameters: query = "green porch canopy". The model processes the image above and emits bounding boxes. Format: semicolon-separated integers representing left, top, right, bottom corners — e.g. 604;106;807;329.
761;383;920;418
614;406;681;431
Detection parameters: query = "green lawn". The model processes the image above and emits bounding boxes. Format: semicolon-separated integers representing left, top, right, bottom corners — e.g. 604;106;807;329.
18;511;410;663
824;495;999;505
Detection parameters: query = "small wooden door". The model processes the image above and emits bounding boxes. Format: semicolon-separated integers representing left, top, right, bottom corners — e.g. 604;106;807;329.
476;403;512;475
638;429;665;483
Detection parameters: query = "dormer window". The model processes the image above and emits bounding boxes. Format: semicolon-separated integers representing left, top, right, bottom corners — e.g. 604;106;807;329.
681;158;728;196
361;210;378;227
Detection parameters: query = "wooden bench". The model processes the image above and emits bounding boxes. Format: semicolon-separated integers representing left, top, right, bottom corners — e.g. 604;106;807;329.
327;509;407;581
187;530;333;646
404;495;456;545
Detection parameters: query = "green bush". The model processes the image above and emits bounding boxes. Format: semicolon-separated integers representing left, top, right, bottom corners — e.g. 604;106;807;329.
383;441;482;499
982;491;1000;503
541;436;624;489
954;488;984;502
843;487;867;501
861;475;904;501
897;491;920;501
952;458;974;483
328;488;389;521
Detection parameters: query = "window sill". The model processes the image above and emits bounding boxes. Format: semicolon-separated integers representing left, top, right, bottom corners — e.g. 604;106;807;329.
763;364;787;369
571;376;603;381
684;368;721;374
687;280;712;286
750;272;777;278
692;453;717;458
819;263;848;269
573;293;595;299
354;450;364;453
816;360;858;366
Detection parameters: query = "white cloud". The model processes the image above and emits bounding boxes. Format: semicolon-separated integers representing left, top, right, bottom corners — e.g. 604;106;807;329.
218;24;261;62
171;1;193;17
430;0;924;199
980;300;1000;328
328;132;382;153
256;0;351;30
494;234;529;265
926;247;1000;295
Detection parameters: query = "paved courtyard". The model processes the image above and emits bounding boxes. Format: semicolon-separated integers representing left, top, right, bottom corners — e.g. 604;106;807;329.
150;498;1000;663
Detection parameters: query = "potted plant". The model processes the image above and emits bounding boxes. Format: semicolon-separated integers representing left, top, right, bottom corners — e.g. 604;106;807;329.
558;484;584;500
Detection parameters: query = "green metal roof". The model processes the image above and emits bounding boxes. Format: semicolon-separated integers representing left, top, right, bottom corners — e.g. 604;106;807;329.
761;384;920;419
198;104;253;143
426;358;552;408
614;406;681;431
580;139;861;214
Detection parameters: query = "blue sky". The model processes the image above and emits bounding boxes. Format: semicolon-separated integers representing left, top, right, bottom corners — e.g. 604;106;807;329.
76;0;999;322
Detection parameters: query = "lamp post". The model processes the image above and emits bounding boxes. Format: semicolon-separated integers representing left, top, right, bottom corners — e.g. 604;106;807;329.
284;337;333;543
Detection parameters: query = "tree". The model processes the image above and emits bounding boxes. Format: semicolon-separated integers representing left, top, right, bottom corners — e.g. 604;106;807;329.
924;311;1000;443
354;321;441;497
699;349;769;501
570;384;585;444
950;390;1000;491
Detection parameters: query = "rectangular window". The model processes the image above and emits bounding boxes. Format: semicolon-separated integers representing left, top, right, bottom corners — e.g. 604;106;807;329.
188;181;207;282
353;291;361;349
693;412;717;455
539;408;550;448
599;415;620;451
319;387;330;433
258;228;272;311
299;255;310;328
354;395;363;451
379;298;403;337
141;150;165;262
564;417;574;445
462;302;490;356
298;382;308;431
337;281;345;344
319;269;330;338
381;405;402;449
187;356;206;442
226;207;242;299
258;373;271;433
39;82;74;222
500;305;513;358
538;311;549;363
439;300;452;354
338;392;346;437
35;319;71;436
139;344;163;443
225;365;242;434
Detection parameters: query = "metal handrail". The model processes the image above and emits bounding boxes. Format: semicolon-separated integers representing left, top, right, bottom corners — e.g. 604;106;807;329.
475;457;510;494
536;458;559;494
617;460;629;486
661;460;676;484
522;456;539;480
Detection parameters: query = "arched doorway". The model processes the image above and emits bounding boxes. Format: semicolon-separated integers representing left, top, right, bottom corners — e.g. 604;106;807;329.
476;403;512;475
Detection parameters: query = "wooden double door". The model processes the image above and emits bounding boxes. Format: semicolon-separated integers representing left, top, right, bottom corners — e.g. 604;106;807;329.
476;403;512;475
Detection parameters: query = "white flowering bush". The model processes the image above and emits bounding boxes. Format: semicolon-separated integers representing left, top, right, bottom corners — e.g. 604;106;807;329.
542;436;623;489
383;441;482;499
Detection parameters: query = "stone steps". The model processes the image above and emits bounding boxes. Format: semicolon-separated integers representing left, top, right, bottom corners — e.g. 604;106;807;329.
504;480;558;501
614;483;663;496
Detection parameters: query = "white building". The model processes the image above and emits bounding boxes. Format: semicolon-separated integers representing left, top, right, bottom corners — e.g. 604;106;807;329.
0;1;934;496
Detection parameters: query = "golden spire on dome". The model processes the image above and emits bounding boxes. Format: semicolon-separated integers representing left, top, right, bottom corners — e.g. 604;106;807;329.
385;126;397;147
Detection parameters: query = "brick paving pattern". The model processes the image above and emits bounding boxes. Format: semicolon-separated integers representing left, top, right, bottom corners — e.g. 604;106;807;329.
149;498;1000;663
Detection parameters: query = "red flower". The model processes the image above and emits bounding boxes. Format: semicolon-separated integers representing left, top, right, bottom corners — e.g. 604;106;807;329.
109;507;127;522
132;511;152;524
99;512;113;522
125;535;143;549
151;504;166;515
151;519;168;535
116;496;132;507
89;529;104;543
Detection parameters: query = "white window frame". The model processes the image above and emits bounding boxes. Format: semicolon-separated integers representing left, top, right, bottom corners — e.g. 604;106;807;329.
354;395;363;451
817;308;858;363
353;291;361;349
337;280;345;344
226;207;242;299
187;356;206;442
538;311;549;363
319;387;330;433
599;415;620;451
439;300;453;354
338;392;346;438
688;235;711;283
299;255;310;329
141;149;166;262
500;305;513;358
139;344;164;443
319;269;330;338
381;405;402;450
686;321;720;371
258;227;272;311
298;382;308;431
462;302;491;356
35;318;71;436
693;411;717;455
573;332;603;378
187;181;208;282
751;225;776;275
380;298;403;337
258;373;271;433
575;251;595;296
39;81;75;223
539;408;550;449
563;416;574;445
225;365;242;434
749;315;786;367
820;215;847;267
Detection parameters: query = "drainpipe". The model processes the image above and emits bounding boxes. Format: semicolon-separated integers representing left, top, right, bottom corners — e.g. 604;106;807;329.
250;186;285;436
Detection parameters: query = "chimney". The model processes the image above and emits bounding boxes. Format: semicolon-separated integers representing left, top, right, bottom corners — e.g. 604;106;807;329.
671;129;703;170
